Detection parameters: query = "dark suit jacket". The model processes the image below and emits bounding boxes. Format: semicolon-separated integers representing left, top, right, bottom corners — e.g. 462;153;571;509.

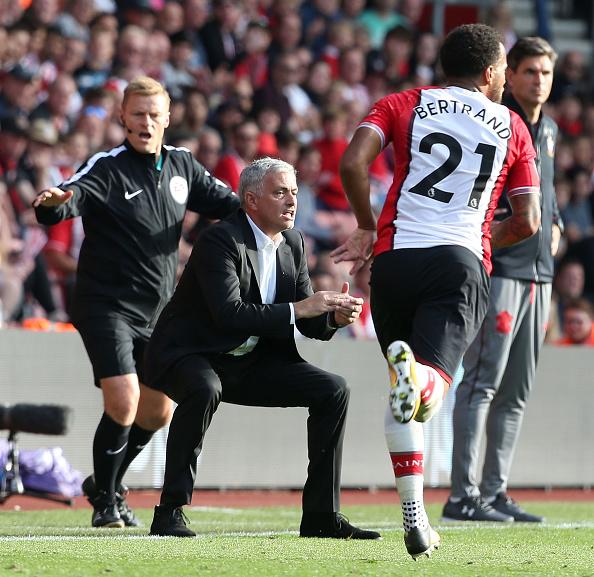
145;209;336;390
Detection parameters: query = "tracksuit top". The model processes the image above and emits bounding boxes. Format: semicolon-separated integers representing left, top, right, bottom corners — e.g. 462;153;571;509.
35;140;240;326
491;94;562;283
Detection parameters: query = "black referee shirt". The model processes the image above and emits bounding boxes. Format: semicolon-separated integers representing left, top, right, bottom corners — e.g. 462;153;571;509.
35;140;240;326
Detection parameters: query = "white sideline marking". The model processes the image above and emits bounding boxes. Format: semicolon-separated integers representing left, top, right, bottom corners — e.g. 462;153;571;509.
188;506;296;517
189;506;244;513
1;521;594;541
0;531;296;541
435;521;594;530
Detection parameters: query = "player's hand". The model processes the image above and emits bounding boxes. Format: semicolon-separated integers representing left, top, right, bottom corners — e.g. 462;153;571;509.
330;228;375;275
332;281;363;327
294;284;363;319
32;187;73;208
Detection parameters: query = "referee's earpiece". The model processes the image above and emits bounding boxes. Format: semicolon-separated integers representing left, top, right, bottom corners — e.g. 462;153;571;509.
121;118;133;135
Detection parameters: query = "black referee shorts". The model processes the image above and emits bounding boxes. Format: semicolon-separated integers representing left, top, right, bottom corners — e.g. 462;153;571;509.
370;245;490;382
75;315;152;387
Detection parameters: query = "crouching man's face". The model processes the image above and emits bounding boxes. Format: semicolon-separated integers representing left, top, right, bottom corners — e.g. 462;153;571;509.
245;170;298;241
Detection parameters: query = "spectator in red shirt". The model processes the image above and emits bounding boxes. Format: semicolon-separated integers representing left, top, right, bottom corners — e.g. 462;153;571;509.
233;19;271;90
315;107;350;211
214;119;260;191
556;94;583;137
44;216;83;317
320;20;355;78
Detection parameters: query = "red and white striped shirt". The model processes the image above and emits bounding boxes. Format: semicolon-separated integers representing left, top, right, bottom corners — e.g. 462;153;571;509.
359;86;539;273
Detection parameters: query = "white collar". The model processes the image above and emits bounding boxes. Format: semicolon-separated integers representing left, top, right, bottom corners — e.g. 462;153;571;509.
246;214;283;251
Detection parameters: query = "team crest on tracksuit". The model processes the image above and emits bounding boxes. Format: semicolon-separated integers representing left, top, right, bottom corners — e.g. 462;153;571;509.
495;310;513;334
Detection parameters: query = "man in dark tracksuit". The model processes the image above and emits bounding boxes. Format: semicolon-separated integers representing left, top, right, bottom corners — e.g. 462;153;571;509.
33;77;240;528
443;38;562;523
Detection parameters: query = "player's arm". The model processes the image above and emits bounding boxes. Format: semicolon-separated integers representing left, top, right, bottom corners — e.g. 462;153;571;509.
331;127;381;273
491;191;540;248
339;126;381;231
492;116;541;248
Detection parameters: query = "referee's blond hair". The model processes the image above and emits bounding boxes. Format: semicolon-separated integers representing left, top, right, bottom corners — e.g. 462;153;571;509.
122;76;171;109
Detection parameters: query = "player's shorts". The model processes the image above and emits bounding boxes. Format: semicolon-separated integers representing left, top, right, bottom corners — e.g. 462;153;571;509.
370;245;490;384
75;315;152;387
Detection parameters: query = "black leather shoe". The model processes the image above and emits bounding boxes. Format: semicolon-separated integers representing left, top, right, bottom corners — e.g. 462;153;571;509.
300;512;381;540
82;475;141;527
490;493;544;523
91;491;124;528
149;505;196;537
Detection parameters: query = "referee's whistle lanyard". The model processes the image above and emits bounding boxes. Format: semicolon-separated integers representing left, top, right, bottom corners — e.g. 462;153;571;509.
155;151;165;190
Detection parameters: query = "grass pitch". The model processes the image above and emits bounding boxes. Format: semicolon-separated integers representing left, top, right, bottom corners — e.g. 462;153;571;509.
1;502;593;577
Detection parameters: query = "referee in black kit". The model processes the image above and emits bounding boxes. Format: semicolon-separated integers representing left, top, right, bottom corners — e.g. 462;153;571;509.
33;76;240;528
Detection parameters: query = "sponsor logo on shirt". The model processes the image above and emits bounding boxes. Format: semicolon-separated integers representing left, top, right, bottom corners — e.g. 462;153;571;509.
124;189;143;200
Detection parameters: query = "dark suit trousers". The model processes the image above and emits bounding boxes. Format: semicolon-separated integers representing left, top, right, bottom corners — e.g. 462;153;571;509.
160;344;349;512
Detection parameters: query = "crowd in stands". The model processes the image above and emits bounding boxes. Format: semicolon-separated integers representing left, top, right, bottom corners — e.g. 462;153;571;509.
1;0;593;344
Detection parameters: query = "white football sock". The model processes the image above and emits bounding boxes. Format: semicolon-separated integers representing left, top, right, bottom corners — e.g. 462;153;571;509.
384;406;428;531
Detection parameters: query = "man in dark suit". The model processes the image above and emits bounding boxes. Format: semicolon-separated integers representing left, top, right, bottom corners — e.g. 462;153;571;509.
198;0;240;73
146;157;380;540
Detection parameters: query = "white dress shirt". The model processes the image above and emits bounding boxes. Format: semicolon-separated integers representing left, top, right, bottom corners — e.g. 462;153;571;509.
228;215;295;356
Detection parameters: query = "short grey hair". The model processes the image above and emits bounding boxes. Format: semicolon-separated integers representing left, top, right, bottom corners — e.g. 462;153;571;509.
238;157;296;206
